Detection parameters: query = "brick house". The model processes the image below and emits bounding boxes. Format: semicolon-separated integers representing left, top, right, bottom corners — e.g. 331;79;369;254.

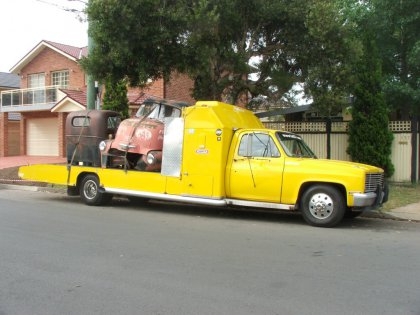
0;40;194;157
0;72;20;156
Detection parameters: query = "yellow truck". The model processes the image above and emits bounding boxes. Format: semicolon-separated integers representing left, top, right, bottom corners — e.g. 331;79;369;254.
19;101;388;227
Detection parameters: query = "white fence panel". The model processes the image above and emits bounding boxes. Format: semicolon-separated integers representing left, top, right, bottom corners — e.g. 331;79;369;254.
330;134;350;161
390;133;412;182
297;134;327;159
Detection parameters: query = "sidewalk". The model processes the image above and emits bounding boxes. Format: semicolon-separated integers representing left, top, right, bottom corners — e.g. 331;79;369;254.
366;203;420;222
0;156;66;169
0;155;419;222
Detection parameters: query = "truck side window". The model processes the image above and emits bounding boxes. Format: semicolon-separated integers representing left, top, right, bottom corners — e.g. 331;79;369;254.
107;116;121;130
238;133;280;157
72;117;90;127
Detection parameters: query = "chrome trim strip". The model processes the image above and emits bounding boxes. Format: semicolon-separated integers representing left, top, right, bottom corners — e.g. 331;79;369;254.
104;187;227;206
353;192;377;207
225;199;295;210
104;187;295;210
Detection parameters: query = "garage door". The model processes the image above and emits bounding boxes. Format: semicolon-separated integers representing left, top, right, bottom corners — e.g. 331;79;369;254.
26;118;59;156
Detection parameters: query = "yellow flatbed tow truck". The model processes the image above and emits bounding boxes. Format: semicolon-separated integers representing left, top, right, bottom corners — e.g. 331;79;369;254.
19;101;388;227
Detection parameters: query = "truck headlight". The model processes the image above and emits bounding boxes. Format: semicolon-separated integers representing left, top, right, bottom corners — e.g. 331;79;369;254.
99;141;107;152
146;152;156;165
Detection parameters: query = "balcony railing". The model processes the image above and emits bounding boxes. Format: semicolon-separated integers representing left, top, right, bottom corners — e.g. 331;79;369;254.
0;86;61;112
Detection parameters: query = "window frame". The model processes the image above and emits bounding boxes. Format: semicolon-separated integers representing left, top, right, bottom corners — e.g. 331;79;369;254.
51;70;69;88
238;132;281;158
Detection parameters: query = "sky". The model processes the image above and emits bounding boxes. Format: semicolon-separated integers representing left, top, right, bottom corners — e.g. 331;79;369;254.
0;0;88;72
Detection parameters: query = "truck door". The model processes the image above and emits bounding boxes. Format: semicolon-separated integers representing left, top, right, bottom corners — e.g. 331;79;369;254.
228;132;284;203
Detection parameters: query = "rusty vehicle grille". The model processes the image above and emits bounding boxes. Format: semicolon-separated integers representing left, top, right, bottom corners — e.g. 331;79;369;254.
365;173;384;193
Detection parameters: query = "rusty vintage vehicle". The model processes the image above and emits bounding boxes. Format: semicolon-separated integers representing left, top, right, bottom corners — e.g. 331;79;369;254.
66;110;121;167
101;99;189;171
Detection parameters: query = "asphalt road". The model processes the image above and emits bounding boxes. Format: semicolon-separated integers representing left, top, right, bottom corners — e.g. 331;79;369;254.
0;188;419;315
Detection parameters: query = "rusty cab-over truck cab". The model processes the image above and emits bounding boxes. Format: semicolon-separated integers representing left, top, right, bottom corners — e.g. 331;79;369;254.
19;101;388;227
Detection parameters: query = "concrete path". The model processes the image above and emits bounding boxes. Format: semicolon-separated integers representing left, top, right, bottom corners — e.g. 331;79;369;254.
378;202;420;222
0;156;66;169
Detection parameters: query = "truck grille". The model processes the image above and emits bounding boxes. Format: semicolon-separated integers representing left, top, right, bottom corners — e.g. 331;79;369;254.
365;173;384;193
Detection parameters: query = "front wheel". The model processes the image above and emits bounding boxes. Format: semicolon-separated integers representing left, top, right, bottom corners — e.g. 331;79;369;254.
79;174;112;206
300;185;345;227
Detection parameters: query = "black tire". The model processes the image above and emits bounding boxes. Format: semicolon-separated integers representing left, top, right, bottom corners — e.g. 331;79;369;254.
300;185;345;227
79;174;112;206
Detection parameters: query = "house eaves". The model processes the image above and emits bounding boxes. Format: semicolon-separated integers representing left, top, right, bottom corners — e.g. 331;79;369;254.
10;40;87;74
51;89;87;112
255;104;312;118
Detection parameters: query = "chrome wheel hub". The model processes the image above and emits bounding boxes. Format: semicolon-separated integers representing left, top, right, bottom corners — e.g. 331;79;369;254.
84;180;97;200
309;193;334;220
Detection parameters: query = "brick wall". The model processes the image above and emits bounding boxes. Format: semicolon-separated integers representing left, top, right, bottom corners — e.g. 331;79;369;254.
7;121;20;156
58;112;67;157
20;47;85;89
143;79;165;98
165;72;195;104
0;113;8;157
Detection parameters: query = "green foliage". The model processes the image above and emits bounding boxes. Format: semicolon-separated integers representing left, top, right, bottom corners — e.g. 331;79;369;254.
370;0;420;114
347;36;394;177
82;0;356;107
304;0;362;116
102;78;129;119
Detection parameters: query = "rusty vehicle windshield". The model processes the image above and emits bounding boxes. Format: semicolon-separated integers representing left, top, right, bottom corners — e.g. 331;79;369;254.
276;132;317;158
136;103;181;121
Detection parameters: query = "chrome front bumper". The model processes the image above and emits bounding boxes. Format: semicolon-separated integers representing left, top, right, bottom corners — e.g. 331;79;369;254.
353;184;388;208
353;192;377;207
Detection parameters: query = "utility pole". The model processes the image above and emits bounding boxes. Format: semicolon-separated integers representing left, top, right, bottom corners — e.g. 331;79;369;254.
86;0;96;110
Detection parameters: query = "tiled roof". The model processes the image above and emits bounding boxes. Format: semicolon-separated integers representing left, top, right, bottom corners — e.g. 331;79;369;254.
0;72;19;88
60;89;87;106
127;92;158;105
44;40;88;60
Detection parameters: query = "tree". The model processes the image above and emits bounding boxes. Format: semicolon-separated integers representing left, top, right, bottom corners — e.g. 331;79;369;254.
347;35;394;177
102;78;129;118
371;0;420;116
303;0;363;117
82;0;355;107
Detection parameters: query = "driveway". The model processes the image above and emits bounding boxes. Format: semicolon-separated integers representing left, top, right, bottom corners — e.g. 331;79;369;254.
0;156;66;169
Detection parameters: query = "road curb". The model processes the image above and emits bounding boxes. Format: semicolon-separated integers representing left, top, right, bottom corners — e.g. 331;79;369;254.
362;209;420;222
0;183;66;194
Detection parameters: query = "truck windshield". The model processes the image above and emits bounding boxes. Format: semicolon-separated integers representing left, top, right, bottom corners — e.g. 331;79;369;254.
276;132;317;158
136;103;181;121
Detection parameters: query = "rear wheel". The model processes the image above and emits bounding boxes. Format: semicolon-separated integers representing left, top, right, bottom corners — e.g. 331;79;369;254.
300;185;345;227
79;174;112;206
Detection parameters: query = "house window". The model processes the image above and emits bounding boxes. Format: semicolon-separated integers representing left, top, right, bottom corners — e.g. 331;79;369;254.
52;70;69;88
28;73;46;104
28;73;45;88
